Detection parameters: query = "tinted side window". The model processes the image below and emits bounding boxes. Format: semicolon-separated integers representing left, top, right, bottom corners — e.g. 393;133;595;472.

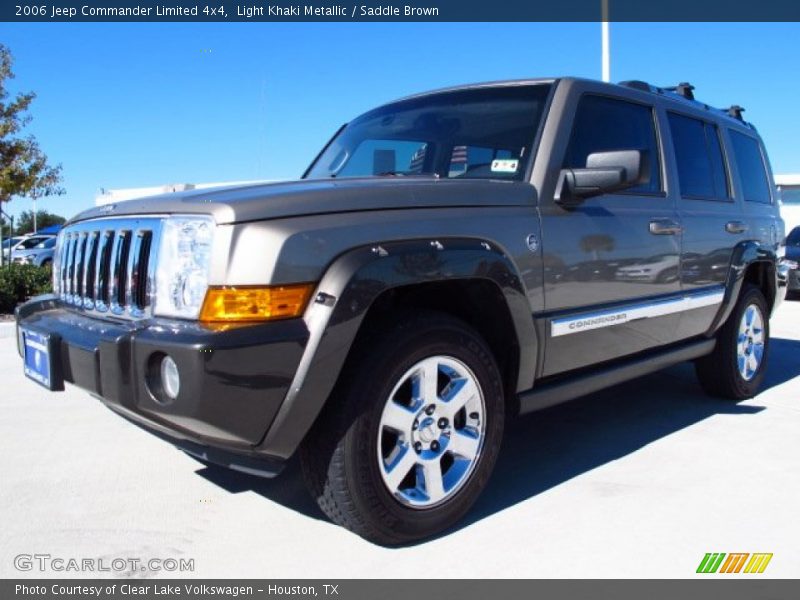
706;124;729;198
668;113;729;199
564;95;661;194
729;131;771;204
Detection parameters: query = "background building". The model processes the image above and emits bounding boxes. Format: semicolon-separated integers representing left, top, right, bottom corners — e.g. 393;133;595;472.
776;174;800;235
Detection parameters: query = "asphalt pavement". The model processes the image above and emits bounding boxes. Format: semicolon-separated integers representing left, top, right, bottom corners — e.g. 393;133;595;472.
1;301;798;578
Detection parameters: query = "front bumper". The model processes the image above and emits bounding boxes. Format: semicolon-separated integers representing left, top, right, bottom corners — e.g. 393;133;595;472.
16;296;309;476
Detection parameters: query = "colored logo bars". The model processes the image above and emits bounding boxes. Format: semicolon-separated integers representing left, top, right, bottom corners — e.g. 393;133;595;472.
696;553;773;574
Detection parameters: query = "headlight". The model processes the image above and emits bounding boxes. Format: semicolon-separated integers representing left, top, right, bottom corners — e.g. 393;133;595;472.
154;216;215;319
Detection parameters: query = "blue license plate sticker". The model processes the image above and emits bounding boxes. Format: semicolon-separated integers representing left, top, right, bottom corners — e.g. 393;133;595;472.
23;329;52;388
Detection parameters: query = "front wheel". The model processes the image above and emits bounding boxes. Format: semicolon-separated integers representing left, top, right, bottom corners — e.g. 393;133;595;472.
300;311;505;545
695;284;770;399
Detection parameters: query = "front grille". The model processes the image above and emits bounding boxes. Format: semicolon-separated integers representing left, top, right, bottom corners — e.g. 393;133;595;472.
55;217;162;319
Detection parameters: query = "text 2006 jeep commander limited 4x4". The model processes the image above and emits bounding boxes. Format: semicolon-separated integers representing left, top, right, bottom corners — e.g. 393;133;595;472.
17;78;789;544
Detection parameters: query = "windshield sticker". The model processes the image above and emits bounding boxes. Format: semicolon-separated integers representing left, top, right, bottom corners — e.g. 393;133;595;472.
491;159;519;173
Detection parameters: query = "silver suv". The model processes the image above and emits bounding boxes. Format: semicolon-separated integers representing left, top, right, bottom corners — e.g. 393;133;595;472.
16;77;789;544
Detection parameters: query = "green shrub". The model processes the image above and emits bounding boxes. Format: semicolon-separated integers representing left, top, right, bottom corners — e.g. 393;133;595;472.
0;263;53;314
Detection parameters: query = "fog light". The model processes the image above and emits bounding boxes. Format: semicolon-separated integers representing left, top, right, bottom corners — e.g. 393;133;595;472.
160;355;180;400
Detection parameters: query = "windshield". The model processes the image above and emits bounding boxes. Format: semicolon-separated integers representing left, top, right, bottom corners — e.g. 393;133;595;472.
34;238;56;249
305;84;552;181
17;237;50;250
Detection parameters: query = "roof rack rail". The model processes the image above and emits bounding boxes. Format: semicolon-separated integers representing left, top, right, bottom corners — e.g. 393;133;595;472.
727;105;745;120
618;80;748;125
618;80;659;93
663;82;695;100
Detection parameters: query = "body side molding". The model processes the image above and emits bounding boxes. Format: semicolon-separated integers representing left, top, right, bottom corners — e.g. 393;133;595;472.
550;286;725;337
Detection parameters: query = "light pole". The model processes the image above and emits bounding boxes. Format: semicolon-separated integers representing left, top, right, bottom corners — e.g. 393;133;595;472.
601;0;610;83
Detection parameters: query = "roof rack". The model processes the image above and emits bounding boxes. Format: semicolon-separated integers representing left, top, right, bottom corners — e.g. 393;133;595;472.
727;105;745;120
618;80;658;93
618;79;747;125
663;82;695;100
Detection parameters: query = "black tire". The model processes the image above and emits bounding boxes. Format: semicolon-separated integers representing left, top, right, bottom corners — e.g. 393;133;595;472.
695;284;770;399
300;310;505;545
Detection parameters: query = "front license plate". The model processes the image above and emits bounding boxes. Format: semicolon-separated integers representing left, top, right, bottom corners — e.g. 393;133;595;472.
22;329;56;389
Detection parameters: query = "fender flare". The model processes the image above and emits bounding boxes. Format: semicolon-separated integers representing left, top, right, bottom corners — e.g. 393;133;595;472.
257;237;537;459
707;240;779;335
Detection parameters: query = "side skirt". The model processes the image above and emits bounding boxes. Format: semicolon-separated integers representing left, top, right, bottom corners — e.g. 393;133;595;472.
517;338;716;415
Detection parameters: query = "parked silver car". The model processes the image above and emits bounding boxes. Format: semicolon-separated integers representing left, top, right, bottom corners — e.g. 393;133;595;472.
1;236;26;261
12;236;57;266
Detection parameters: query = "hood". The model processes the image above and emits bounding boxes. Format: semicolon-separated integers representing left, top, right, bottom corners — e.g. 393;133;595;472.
69;178;534;225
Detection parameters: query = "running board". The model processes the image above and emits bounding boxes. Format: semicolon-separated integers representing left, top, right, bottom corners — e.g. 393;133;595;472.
518;338;716;414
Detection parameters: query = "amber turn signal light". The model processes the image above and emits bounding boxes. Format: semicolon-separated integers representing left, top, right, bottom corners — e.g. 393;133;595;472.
199;284;315;323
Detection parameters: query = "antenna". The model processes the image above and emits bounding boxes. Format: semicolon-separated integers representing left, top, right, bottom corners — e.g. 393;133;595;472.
601;0;610;82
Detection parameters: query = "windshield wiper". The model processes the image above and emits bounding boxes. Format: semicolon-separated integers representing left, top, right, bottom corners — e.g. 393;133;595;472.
375;172;440;178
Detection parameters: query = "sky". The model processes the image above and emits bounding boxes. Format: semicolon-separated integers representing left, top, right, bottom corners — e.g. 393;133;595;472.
2;22;800;222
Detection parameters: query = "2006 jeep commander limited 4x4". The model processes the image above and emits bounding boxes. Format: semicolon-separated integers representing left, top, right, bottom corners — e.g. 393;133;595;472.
17;77;789;544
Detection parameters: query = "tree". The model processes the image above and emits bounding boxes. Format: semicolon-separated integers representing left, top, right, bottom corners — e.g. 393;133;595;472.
14;209;65;235
0;44;64;265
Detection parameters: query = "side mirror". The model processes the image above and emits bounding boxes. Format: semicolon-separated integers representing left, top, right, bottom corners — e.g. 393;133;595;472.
555;149;648;207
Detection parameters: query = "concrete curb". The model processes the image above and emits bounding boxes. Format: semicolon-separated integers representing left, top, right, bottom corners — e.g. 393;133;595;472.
0;321;15;339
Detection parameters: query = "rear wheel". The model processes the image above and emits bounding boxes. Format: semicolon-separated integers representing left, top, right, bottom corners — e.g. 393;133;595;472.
300;311;505;545
695;284;769;399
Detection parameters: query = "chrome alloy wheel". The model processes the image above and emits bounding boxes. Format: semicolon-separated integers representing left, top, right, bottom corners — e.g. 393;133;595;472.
377;355;486;509
737;303;765;381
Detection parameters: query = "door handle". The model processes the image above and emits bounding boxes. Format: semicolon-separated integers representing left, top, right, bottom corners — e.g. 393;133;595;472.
649;219;682;235
725;221;748;234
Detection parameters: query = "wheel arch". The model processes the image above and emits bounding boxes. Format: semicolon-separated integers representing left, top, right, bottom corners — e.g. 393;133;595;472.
708;240;780;335
257;238;537;459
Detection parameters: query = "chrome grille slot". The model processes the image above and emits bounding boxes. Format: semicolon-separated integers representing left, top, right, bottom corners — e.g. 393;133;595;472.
109;231;130;314
65;234;78;301
55;217;162;319
133;231;152;310
95;231;115;310
73;233;87;300
82;232;99;309
127;230;153;317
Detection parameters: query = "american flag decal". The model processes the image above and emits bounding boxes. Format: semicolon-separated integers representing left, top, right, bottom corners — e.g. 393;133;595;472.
450;145;468;164
409;145;427;172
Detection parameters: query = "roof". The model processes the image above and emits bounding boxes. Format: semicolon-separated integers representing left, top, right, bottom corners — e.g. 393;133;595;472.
376;77;752;130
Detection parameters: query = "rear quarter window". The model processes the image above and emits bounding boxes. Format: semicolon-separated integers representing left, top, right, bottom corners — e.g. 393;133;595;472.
729;130;772;204
668;113;729;199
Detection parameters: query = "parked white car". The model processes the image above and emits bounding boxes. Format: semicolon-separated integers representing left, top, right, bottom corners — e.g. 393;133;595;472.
616;253;680;283
2;235;55;262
